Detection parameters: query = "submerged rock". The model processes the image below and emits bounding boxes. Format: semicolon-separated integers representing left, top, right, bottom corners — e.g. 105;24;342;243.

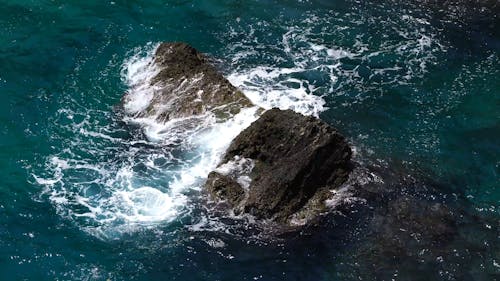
205;108;352;224
122;42;253;122
340;170;461;277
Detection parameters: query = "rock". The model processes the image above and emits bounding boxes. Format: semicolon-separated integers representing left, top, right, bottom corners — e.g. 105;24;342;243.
205;108;352;224
122;42;253;122
205;171;245;207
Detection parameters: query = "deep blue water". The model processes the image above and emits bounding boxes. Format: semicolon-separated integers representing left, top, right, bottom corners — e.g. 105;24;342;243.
0;0;498;280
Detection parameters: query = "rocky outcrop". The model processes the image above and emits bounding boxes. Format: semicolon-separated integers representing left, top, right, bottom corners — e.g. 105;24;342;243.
122;42;253;122
205;108;352;224
120;42;460;251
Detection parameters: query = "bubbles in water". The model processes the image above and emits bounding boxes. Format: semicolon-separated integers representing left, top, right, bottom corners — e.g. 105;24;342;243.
32;43;266;239
222;7;446;111
227;66;327;117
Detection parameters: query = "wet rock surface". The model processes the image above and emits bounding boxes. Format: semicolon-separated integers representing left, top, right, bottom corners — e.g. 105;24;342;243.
122;42;253;122
205;108;352;224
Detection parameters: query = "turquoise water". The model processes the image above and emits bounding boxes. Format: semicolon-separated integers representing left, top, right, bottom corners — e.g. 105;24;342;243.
0;0;498;280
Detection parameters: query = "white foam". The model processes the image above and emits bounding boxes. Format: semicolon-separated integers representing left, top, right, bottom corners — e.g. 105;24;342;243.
169;107;260;193
120;43;161;115
225;27;359;117
227;67;326;117
215;156;255;189
109;186;183;223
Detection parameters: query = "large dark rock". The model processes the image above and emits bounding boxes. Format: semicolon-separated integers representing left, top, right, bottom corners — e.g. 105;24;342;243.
205;108;352;224
122;42;253;122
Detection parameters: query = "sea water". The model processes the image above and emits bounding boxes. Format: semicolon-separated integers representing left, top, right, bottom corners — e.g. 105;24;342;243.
0;0;498;280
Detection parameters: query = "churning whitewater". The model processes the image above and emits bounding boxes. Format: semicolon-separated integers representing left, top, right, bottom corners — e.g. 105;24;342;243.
31;8;446;239
33;41;329;239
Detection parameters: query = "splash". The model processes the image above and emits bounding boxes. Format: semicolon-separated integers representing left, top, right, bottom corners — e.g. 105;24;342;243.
32;44;270;239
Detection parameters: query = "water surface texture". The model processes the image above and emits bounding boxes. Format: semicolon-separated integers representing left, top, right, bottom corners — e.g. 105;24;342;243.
0;0;498;280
